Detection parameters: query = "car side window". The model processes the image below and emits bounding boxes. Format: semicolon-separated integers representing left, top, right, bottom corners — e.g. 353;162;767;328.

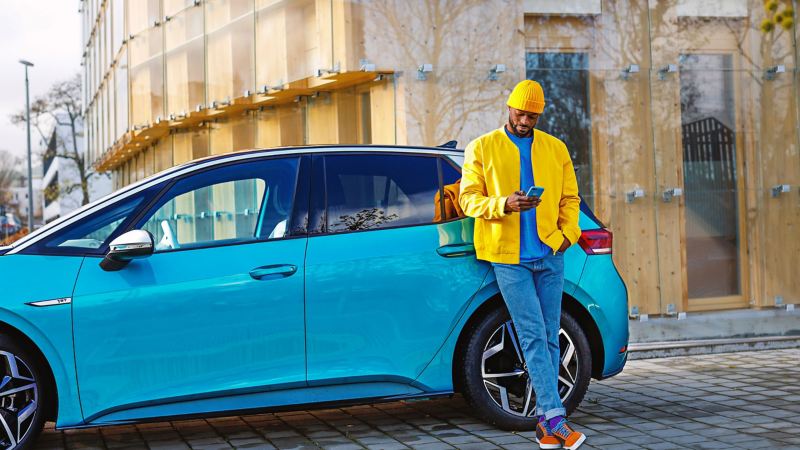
324;154;439;233
436;157;465;222
39;194;147;252
137;157;300;251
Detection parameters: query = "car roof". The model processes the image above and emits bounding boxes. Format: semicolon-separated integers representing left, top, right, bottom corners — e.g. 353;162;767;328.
7;144;463;254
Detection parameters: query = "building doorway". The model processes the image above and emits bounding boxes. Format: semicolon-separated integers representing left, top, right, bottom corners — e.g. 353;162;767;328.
679;53;747;307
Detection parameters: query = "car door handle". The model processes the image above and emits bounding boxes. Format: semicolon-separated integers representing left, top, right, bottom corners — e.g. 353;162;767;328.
249;264;297;280
437;243;476;258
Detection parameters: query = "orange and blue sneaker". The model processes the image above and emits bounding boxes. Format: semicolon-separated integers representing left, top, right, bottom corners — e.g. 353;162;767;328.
535;419;561;449
549;417;586;450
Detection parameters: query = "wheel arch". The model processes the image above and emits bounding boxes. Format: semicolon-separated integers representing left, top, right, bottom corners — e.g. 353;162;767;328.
452;293;504;394
560;295;605;379
451;291;606;392
0;321;58;421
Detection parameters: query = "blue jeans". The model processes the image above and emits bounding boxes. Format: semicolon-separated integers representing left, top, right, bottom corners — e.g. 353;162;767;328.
492;253;566;420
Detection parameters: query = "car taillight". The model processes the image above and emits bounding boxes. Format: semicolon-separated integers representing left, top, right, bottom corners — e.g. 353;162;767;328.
578;229;612;255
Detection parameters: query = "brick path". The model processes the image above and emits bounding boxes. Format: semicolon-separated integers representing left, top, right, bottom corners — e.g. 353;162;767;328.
34;349;800;450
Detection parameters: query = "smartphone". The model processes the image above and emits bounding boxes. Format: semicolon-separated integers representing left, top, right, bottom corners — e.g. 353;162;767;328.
526;186;545;198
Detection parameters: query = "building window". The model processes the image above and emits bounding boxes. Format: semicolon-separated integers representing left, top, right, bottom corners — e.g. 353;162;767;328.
165;4;206;116
358;91;372;144
526;52;593;205
206;0;255;103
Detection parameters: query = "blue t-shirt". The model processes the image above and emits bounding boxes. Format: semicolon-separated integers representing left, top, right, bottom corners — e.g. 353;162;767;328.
504;127;551;261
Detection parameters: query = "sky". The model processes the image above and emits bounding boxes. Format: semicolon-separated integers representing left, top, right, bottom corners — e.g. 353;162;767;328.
0;1;82;163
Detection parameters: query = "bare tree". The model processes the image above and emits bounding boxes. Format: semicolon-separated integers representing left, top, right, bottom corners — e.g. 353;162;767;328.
0;150;21;206
10;73;105;206
359;0;518;146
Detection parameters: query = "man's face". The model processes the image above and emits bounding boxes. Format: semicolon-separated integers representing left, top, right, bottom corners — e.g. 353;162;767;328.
507;107;540;137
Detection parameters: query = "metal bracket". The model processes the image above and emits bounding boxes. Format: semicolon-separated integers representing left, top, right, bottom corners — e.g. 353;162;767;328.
662;187;683;202
621;64;639;80
764;65;786;81
626;188;645;203
417;64;433;80
316;62;341;77
658;64;678;80
771;184;790;197
360;59;376;72
488;64;506;81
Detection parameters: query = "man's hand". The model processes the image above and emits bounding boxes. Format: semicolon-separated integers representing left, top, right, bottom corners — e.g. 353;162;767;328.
558;237;571;253
504;191;541;213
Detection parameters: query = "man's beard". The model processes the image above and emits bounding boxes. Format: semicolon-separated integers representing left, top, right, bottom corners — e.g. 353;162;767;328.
508;118;533;138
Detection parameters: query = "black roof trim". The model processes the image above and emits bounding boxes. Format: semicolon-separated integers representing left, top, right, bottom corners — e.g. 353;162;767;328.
179;144;465;169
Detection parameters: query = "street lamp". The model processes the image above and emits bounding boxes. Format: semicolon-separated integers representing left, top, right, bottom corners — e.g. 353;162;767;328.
19;59;34;232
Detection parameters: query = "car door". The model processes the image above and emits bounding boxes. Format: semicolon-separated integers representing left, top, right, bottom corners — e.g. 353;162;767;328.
304;152;489;390
72;155;310;423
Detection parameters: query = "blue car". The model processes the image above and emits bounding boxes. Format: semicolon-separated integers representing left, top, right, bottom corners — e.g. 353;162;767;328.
0;145;628;448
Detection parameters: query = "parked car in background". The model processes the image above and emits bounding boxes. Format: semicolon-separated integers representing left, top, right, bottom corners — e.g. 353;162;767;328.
1;213;21;237
0;145;628;449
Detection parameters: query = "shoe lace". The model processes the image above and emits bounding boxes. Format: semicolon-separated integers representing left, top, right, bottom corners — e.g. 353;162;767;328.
552;420;573;438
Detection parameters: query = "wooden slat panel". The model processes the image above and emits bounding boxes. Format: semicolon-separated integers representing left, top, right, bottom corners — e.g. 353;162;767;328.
758;75;800;306
687;295;749;312
369;78;396;145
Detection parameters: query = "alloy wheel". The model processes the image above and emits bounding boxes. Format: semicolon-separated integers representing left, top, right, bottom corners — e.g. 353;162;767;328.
480;320;578;417
0;351;38;450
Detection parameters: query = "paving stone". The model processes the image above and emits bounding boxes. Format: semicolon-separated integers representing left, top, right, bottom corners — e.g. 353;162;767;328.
31;349;800;450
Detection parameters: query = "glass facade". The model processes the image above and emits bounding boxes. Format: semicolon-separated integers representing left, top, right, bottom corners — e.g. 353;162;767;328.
83;0;799;315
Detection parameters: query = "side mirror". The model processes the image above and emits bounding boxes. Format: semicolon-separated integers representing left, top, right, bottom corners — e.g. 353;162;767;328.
100;230;154;271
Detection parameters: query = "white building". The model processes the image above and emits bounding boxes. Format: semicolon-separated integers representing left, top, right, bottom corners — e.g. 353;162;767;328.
8;174;42;228
41;115;111;224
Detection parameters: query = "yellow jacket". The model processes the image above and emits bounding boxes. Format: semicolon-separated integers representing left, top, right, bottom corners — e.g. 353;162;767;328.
459;127;581;264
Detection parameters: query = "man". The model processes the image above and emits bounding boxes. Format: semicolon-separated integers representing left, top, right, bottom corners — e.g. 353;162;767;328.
459;80;585;450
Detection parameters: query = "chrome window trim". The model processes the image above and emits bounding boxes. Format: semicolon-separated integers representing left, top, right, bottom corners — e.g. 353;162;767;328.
7;146;459;255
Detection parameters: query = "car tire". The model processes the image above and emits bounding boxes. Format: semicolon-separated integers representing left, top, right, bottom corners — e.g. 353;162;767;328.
0;335;46;450
457;306;592;430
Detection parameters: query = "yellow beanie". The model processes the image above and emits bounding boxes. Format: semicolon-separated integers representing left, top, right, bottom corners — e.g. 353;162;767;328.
507;80;545;113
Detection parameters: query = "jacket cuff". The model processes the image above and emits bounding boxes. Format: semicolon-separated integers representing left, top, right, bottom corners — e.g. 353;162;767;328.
496;196;508;218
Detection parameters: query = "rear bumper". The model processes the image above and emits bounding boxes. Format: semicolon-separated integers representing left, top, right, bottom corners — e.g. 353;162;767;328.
598;351;628;379
576;254;630;379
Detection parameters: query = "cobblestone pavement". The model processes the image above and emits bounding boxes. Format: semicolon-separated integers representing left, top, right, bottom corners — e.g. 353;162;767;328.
35;349;800;450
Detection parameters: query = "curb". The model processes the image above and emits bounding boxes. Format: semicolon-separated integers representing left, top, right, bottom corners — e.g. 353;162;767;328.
627;335;800;360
